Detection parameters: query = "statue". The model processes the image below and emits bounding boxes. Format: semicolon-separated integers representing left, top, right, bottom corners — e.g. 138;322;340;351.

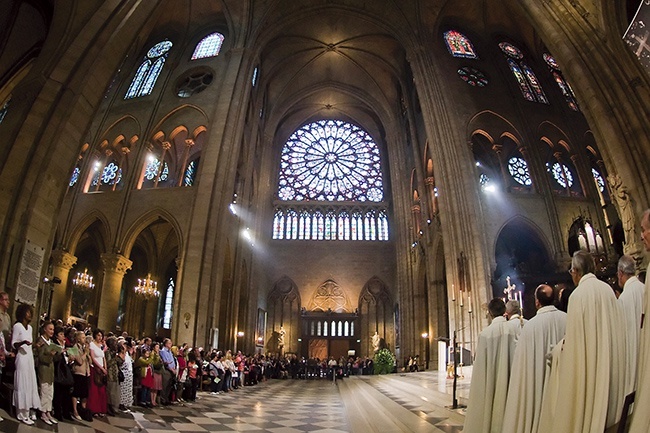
608;174;642;256
372;331;381;353
278;326;286;348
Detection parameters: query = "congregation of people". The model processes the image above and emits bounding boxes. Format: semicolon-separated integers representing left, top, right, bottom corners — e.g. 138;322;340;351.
463;208;650;433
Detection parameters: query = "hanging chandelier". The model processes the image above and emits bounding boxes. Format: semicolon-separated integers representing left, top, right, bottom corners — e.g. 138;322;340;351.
73;268;95;291
134;273;159;299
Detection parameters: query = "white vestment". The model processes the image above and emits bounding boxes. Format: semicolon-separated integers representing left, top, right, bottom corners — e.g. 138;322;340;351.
629;276;650;432
538;273;626;433
506;314;528;343
463;316;518;433
618;275;643;396
502;305;567;433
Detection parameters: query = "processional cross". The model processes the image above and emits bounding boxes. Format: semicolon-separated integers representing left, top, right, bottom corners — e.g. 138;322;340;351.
503;276;516;301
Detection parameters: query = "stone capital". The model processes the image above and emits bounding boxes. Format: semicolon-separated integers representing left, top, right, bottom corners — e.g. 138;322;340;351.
50;250;77;270
100;253;132;275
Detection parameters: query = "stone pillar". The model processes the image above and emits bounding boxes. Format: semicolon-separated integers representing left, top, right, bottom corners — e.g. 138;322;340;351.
49;250;77;321
98;253;132;331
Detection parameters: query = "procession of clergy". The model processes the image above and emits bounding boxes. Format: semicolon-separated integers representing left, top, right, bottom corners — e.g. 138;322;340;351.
463;209;650;433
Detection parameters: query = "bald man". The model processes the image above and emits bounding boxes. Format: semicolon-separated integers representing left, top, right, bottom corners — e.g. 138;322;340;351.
502;285;566;433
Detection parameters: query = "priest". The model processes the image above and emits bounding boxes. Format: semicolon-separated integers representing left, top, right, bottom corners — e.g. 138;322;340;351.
629;209;650;433
616;254;644;396
463;298;518;433
502;284;566;433
505;299;527;340
539;250;626;433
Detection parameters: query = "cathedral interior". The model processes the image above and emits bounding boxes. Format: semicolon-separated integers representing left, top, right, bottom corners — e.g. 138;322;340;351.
0;0;648;368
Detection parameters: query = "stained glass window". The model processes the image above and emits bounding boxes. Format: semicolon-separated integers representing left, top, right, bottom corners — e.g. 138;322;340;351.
550;162;573;188
191;32;224;60
444;30;478;59
69;166;81;187
543;53;579;111
162;278;174;329
278;120;383;202
125;40;172;99
0;98;10;124
500;42;548;104
592;168;605;192
101;162;121;185
144;158;169;182
252;66;259;86
479;173;491;191
458;67;488;87
184;160;197;186
507;157;532;186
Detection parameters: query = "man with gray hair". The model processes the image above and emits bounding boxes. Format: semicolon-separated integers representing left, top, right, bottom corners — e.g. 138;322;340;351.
617;254;644;396
539;250;625;433
629;209;650;433
505;299;527;342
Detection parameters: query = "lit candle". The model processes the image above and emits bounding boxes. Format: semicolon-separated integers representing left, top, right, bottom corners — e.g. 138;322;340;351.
468;295;472;313
452;284;456;302
460;294;464;307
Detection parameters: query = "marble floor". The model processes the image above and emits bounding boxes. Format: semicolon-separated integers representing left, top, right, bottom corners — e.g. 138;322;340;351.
0;369;472;433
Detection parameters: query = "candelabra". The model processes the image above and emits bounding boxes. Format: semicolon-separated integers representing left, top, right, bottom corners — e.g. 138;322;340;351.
73;268;95;291
134;273;159;299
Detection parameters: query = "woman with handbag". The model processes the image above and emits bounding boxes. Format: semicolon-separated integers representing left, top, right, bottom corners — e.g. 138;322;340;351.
118;341;133;411
87;329;107;417
135;347;155;407
52;326;73;422
69;330;90;421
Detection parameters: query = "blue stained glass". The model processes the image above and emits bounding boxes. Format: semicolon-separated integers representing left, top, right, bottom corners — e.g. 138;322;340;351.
184;160;196;186
252;67;259;86
273;209;284;239
507;59;535;102
551;162;573;188
191;33;224;60
592;168;605;192
521;64;548;104
69;166;80;187
101;162;120;184
499;42;523;59
162;278;174;329
125;40;172;99
502;43;548;104
507;157;532;186
278;120;384;202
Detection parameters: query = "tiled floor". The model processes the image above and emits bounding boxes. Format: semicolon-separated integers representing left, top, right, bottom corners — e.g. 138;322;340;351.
0;369;470;433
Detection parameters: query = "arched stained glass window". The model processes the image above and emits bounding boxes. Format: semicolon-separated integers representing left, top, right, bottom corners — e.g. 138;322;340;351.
273;209;284;239
543;53;579;111
144;157;169;182
191;32;224;60
378;210;389;241
507;157;532;186
125;40;172;99
443;30;478;59
479;173;492;191
0;98;10;124
162;278;174;329
500;42;548;104
278;120;383;202
286;209;298;239
252;66;259;86
549;162;574;188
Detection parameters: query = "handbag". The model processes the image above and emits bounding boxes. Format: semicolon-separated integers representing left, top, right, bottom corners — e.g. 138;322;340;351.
93;367;107;387
54;360;74;387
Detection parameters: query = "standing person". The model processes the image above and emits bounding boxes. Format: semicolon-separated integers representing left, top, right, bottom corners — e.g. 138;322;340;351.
502;284;567;433
0;292;10;342
87;329;108;417
463;298;518;433
175;346;187;402
11;304;41;425
105;336;120;415
539;250;626;433
35;321;61;425
186;350;199;401
135;347;155;407
69;330;90;421
52;326;72;422
150;342;163;406
629;209;650;433
616;254;644;396
159;338;176;405
505;299;527;340
0;318;10;422
118;341;134;411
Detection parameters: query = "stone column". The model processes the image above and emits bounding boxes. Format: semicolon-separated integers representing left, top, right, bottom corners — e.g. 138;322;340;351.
49;250;77;321
98;253;132;331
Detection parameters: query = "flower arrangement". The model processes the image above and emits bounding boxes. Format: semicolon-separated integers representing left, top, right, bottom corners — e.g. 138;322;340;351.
373;348;395;375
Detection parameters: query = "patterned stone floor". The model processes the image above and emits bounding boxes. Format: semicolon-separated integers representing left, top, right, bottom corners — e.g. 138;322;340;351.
0;369;471;433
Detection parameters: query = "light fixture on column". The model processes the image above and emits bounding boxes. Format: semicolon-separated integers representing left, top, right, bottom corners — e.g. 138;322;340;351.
72;268;95;291
134;273;159;299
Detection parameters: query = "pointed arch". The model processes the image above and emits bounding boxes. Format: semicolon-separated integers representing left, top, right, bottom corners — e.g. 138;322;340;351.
119;208;183;258
66;210;112;254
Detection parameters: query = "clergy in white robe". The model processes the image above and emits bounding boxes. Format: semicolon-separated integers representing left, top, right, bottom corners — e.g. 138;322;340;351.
463;298;519;433
505;300;528;341
539;250;626;433
616;255;644;396
629;209;650;433
502;284;566;433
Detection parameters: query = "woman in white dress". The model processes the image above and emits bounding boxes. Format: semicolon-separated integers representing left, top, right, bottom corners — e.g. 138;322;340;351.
11;304;41;425
118;341;134;411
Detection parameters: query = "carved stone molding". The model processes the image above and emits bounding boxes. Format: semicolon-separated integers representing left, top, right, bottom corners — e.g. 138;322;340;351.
100;253;132;275
50;250;77;270
309;279;351;313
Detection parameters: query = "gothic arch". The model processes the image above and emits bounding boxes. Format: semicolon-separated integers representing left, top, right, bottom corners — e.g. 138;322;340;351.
267;276;301;353
66;210;111;254
358;277;394;356
119;208;183;258
467;110;525;145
